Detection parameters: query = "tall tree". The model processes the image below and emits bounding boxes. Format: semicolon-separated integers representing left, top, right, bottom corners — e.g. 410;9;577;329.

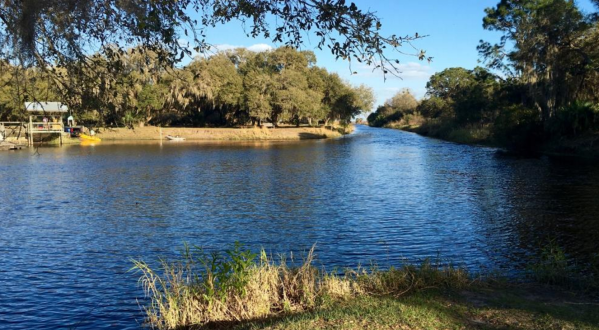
478;0;594;121
0;0;428;116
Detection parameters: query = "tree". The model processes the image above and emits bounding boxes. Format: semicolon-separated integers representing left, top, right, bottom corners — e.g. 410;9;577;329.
478;0;596;122
417;97;452;120
0;1;430;123
243;69;273;126
1;0;428;67
385;89;418;114
367;89;418;127
331;84;374;125
417;67;500;124
205;54;243;125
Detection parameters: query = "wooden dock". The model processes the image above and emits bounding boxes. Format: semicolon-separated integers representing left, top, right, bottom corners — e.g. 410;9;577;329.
26;117;64;146
1;120;65;147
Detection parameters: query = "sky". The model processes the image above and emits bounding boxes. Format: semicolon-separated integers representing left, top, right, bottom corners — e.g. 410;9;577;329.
184;0;597;112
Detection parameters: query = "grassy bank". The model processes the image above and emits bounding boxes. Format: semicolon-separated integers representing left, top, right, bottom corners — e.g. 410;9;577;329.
383;119;494;146
132;244;599;330
387;121;599;160
227;287;599;330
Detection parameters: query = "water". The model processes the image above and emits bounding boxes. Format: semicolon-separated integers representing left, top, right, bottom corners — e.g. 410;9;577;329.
1;125;598;329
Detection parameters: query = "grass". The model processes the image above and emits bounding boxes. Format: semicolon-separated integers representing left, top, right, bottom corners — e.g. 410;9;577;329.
409;120;492;145
132;244;471;329
229;288;599;330
132;244;599;330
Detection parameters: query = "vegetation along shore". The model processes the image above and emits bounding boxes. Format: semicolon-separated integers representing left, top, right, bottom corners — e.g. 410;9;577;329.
133;243;599;330
89;125;347;141
368;1;599;159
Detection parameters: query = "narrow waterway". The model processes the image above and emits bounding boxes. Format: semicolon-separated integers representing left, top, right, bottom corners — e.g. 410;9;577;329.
1;125;598;329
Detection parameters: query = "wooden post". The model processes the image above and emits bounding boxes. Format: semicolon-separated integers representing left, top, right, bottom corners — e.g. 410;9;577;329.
59;119;63;146
28;116;33;146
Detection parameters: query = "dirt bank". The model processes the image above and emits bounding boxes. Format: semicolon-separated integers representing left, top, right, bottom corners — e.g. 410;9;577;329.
94;126;343;141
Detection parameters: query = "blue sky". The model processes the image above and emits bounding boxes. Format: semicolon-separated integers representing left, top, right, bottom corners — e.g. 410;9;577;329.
186;0;596;112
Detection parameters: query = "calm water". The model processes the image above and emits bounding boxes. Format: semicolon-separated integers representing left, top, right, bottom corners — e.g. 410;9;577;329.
1;125;598;329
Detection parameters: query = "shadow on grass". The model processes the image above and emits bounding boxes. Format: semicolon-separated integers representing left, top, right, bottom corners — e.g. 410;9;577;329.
182;287;599;330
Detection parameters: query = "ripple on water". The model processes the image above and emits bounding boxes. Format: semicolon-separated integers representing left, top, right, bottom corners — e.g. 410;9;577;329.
1;126;599;329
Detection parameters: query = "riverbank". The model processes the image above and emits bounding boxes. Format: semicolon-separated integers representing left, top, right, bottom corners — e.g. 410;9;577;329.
228;286;599;330
94;126;345;141
0;125;348;149
380;122;599;160
134;245;599;330
383;121;494;146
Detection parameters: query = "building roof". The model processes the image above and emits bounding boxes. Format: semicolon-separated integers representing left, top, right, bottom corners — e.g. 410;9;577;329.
24;102;68;113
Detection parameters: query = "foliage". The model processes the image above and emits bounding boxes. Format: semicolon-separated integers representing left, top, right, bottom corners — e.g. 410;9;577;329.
0;47;373;127
528;239;570;286
416;97;452;120
491;105;544;151
478;0;599;121
0;0;429;117
367;89;418;127
549;102;599;137
370;0;599;154
422;67;500;124
132;244;471;330
0;0;429;69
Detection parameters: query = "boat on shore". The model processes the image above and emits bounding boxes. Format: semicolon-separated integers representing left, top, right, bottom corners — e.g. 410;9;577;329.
80;133;101;142
165;135;186;141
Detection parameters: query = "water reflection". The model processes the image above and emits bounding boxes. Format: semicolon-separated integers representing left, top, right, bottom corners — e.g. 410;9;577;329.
1;125;598;329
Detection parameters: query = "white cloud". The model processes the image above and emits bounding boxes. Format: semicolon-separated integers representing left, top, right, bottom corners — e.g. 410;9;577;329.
355;62;434;81
395;62;433;80
176;40;274;63
211;43;273;53
212;44;237;52
246;43;273;52
383;87;401;92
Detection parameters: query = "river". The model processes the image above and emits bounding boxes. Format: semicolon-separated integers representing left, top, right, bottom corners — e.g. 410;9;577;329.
1;125;598;329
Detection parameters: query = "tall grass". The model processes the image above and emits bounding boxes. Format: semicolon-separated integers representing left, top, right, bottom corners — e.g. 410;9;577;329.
132;244;471;329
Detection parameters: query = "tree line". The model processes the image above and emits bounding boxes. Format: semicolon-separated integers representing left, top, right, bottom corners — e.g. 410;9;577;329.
369;0;599;151
0;47;374;128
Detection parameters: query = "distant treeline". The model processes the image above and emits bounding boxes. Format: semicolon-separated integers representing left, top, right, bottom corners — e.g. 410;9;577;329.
369;0;599;152
0;47;374;128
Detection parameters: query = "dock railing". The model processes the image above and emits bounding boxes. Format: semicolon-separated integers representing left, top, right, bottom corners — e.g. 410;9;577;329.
27;118;64;146
1;120;66;146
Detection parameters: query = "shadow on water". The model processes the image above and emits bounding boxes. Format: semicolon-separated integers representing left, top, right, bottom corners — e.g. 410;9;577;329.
298;132;328;139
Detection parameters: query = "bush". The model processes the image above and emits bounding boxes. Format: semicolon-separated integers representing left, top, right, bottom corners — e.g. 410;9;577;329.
492;105;544;152
528;239;569;285
549;102;599;137
133;244;472;329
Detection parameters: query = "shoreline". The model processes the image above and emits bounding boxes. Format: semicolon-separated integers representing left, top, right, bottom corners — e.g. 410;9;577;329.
95;126;345;141
2;125;350;148
377;124;599;160
135;244;599;330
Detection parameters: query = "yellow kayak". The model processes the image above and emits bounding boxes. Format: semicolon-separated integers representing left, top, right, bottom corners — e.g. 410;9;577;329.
80;133;101;142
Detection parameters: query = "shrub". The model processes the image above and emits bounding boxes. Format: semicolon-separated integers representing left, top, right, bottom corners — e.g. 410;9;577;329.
132;244;472;329
492;105;544;152
549;102;599;137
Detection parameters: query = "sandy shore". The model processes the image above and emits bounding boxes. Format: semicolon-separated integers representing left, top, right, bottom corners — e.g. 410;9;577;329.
1;126;350;149
94;126;344;141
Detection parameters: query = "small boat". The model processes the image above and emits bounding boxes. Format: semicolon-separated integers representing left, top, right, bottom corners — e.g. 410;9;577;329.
165;135;186;141
80;133;101;142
